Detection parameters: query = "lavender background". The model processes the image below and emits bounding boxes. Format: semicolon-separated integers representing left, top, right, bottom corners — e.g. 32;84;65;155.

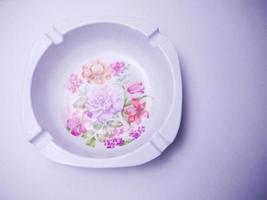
1;0;267;199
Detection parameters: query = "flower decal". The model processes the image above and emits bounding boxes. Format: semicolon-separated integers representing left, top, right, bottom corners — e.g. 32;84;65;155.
82;59;111;84
123;98;149;124
66;112;89;136
126;82;145;94
85;85;124;122
64;59;151;149
65;74;83;93
110;61;125;75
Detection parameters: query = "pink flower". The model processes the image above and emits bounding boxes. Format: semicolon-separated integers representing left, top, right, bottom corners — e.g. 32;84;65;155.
110;61;125;75
66;113;87;136
65;74;83;93
82;59;111;84
127;82;144;94
123;98;149;124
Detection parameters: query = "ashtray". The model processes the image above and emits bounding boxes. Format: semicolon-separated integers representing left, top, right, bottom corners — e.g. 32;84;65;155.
23;17;182;168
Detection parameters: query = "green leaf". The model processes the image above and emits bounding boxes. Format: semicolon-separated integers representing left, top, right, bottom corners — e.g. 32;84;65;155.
82;130;94;139
96;133;106;142
86;136;96;147
125;64;130;70
107;120;123;128
93;122;103;130
73;97;86;109
124;95;128;105
123;94;132;107
83;85;89;94
124;139;133;144
118;75;127;82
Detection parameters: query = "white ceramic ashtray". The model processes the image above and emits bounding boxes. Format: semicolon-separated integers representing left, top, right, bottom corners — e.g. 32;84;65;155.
23;17;182;168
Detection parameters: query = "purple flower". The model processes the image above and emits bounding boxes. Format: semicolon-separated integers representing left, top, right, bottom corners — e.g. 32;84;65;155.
85;85;124;122
129;130;140;139
129;126;145;139
138;126;145;132
110;61;125;75
111;127;124;136
104;137;125;148
116;138;125;146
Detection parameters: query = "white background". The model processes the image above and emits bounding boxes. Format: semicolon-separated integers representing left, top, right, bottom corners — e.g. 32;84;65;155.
1;0;267;199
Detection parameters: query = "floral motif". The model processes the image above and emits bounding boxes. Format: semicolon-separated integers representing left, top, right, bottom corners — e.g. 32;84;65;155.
66;112;88;136
129;126;145;139
82;59;111;84
65;74;83;93
64;59;151;149
104;137;125;148
110;61;125;75
85;85;124;122
123;98;149;124
126;82;144;94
